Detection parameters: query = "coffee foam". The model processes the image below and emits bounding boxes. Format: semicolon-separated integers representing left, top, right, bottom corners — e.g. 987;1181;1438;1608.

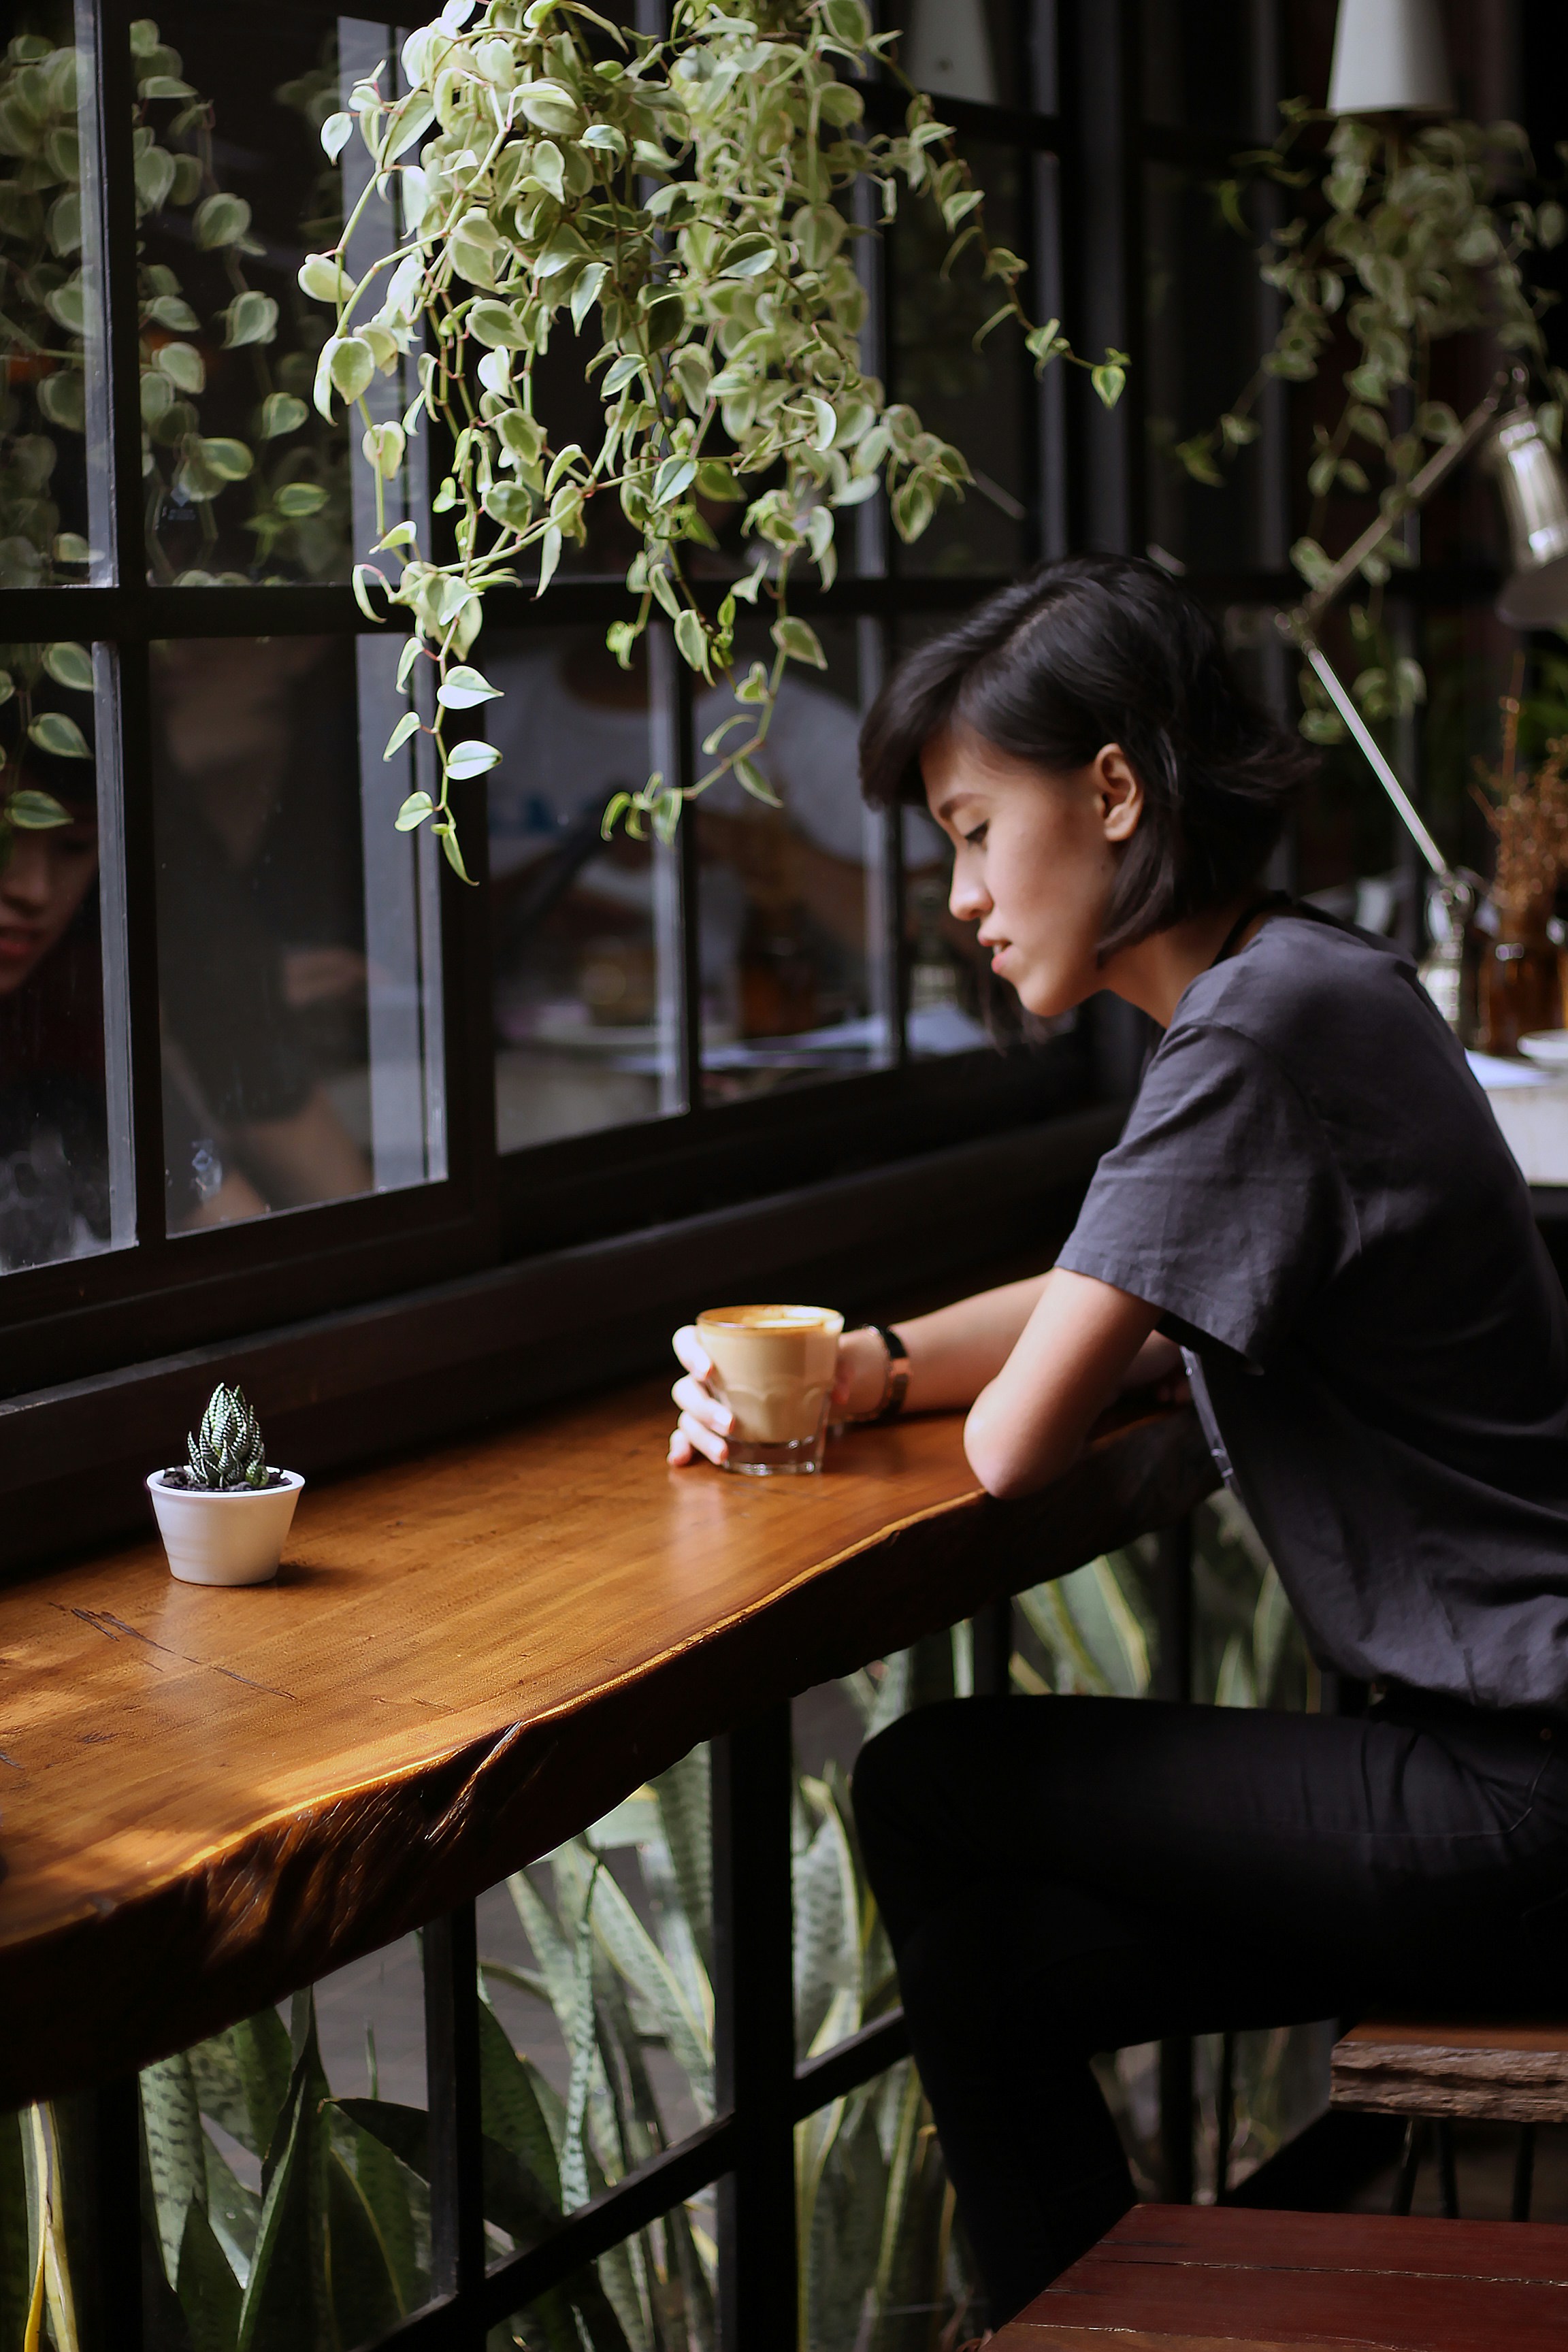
698;1305;836;1330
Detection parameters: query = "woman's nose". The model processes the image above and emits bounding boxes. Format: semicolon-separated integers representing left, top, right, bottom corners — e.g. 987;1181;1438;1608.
949;865;990;923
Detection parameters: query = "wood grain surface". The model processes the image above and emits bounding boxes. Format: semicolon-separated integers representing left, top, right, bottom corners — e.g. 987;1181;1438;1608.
993;2203;1568;2349
0;1384;1214;2109
1331;2016;1568;2123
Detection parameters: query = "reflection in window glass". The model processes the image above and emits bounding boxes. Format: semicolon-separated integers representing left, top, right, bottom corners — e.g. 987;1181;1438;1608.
486;627;676;1153
891;141;1031;578
887;0;1021;105
0;6;112;584
696;619;897;1102
1141;0;1254;134
0;642;130;1273
1143;163;1272;574
154;636;445;1232
131;7;374;585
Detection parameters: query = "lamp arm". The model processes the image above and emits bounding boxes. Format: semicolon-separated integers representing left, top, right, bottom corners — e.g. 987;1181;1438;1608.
1288;632;1451;879
1297;373;1514;630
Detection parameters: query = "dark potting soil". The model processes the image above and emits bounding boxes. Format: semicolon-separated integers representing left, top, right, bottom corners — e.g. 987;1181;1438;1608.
157;1469;289;1490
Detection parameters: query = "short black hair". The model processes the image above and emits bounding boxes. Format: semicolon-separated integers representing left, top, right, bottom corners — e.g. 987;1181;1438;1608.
860;553;1315;960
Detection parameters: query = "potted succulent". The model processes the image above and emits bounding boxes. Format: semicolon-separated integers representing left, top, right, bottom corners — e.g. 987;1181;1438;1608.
146;1382;303;1586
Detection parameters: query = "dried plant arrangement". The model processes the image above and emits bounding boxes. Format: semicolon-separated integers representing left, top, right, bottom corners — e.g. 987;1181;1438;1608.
1471;676;1568;939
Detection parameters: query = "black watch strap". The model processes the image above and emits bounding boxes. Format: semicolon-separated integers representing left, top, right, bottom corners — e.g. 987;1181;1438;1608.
858;1324;909;1424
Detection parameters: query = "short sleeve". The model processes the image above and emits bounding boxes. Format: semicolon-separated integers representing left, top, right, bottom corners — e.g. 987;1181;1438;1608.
1056;1021;1347;1362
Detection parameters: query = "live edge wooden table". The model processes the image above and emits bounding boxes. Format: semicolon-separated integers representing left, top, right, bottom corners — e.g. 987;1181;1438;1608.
0;1382;1215;2114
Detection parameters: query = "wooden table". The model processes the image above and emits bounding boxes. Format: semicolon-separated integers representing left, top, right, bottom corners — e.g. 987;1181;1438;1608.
994;2204;1568;2349
0;1382;1214;2109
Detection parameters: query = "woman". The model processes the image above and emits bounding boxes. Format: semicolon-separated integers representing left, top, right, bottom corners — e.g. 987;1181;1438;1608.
670;553;1568;2321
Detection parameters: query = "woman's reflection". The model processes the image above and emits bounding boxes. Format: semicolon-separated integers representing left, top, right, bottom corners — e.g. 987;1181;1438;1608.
154;637;372;1229
0;715;111;1270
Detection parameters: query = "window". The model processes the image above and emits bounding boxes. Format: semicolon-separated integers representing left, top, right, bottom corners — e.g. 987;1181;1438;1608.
1;0;1099;1412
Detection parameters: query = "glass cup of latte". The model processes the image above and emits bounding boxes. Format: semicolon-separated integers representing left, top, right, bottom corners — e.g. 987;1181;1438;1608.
695;1305;845;1475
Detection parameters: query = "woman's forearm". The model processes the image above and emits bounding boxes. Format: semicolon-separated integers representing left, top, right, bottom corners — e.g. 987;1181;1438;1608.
885;1276;1053;1411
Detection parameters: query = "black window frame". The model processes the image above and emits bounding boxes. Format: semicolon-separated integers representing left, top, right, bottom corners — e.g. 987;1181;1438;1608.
1;0;1307;1504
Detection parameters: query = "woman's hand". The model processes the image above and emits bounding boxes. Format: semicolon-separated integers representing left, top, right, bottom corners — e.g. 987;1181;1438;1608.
668;1325;731;1467
667;1324;891;1467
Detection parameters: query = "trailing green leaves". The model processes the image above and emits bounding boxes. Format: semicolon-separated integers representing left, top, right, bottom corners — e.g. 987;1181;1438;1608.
299;0;1124;869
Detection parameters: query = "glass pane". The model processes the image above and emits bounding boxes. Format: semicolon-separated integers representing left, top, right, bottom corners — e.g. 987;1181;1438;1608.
795;1644;983;2342
797;2061;981;2349
153;634;446;1232
1;641;131;1274
696;617;896;1102
1143;161;1273;575
890;141;1031;578
0;5;112;583
886;0;1023;105
137;1941;429;2351
480;1747;717;2347
1141;0;1256;134
485;624;678;1152
891;614;1002;1059
129;7;393;586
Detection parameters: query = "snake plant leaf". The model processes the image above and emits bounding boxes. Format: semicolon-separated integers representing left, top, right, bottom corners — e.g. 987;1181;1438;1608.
476;1998;562;2209
650;1747;713;1977
329;2108;424;2313
199;2010;292;2163
235;2053;318;2352
802;2095;887;2352
199;2135;259;2289
141;2053;208;2288
176;2200;242;2352
334;2100;558;2248
323;2145;404;2342
559;1871;602;2212
793;1780;862;2061
582;1855;714;2110
507;1869;578;2021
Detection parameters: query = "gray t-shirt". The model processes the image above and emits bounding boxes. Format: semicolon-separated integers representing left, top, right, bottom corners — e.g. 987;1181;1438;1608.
1058;907;1568;1710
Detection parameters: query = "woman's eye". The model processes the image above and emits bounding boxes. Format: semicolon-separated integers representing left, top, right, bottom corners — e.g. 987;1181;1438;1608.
963;822;987;847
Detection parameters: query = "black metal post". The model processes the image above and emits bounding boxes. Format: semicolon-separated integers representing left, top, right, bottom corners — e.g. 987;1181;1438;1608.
970;1597;1014;1698
712;1708;797;2352
90;2079;144;2352
1154;1517;1195;2202
424;1905;485;2311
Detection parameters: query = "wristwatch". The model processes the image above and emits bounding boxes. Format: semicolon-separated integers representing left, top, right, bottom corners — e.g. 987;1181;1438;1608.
852;1324;910;1424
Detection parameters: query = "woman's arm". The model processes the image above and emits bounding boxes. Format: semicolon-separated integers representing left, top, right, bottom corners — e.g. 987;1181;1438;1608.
962;1269;1162;1499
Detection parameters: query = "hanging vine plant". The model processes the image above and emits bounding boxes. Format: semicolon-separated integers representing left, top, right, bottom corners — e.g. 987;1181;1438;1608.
1175;105;1566;738
299;0;1124;874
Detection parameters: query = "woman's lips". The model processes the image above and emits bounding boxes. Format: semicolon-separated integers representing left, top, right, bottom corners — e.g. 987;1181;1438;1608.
0;929;45;964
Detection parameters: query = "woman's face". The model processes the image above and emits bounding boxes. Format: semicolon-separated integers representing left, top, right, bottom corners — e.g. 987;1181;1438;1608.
0;810;99;996
921;724;1141;1018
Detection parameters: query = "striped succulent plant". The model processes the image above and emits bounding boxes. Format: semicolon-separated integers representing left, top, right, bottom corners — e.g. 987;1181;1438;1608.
186;1383;270;1490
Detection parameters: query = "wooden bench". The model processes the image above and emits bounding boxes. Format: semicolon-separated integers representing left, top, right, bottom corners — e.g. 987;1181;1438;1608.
988;2203;1568;2348
1330;2017;1568;2219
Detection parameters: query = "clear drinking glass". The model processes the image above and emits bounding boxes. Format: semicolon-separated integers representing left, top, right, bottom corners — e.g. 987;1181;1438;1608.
696;1305;844;1475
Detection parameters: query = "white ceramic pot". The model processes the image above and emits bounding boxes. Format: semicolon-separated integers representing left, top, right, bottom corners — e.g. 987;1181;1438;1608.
146;1470;304;1586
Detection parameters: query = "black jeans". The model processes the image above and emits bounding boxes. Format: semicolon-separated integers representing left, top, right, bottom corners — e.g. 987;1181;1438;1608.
851;1693;1568;2323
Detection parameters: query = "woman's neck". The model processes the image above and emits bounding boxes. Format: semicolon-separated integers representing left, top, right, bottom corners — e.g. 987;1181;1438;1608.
1103;894;1277;1029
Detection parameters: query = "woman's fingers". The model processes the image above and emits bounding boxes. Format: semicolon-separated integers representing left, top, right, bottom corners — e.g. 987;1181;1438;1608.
672;1372;732;1433
668;1407;729;1467
672;1324;714;1382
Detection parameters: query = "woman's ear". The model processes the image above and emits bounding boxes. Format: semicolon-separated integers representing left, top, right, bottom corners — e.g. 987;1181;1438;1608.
1093;745;1142;843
